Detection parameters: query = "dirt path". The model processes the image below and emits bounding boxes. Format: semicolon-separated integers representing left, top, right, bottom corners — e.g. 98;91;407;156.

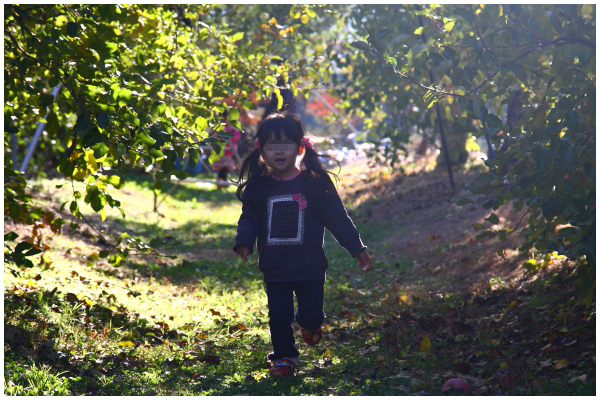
336;157;560;294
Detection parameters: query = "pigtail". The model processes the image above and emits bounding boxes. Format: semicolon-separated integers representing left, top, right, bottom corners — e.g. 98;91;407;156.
301;144;340;195
235;145;268;202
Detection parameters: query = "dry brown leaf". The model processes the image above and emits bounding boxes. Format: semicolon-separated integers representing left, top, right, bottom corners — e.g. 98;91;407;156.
553;358;568;370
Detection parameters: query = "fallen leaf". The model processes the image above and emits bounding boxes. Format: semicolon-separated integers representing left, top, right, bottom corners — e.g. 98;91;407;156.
322;349;334;358
237;323;248;331
509;301;518;308
420;336;431;352
432;266;444;275
569;374;587;383
209;309;221;316
499;362;508;369
191;372;203;381
119;341;134;347
455;334;465;342
500;374;517;386
376;355;385;361
399;295;409;303
553;358;568;370
490;339;500;345
441;378;471;394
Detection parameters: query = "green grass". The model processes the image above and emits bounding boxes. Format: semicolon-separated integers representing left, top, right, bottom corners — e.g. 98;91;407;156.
4;173;596;395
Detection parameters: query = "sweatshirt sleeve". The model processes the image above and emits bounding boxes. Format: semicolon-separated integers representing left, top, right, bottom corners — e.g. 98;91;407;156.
313;176;366;257
233;188;260;255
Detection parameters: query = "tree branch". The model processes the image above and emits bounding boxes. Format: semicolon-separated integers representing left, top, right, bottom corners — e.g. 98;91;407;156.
465;36;575;96
470;5;488;52
370;51;461;97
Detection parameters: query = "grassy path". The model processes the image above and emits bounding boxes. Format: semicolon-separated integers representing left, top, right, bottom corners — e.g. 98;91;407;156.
4;165;595;395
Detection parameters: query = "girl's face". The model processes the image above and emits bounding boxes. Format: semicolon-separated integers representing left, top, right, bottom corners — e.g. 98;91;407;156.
261;131;303;178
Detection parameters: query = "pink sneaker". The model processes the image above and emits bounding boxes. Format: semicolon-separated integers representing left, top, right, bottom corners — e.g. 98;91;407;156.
269;357;296;378
301;327;323;346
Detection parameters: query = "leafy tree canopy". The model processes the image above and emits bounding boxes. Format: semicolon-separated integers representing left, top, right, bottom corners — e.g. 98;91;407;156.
4;4;327;270
338;5;594;284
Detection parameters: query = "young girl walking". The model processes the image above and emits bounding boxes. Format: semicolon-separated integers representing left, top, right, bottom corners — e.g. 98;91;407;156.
233;113;373;378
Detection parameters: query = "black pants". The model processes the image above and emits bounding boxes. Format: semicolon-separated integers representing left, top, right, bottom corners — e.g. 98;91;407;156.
265;280;325;361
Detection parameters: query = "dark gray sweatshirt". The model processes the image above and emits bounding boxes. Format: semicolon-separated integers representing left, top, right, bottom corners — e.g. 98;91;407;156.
233;171;366;282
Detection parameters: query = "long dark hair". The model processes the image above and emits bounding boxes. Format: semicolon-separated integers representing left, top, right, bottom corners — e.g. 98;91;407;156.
235;112;339;202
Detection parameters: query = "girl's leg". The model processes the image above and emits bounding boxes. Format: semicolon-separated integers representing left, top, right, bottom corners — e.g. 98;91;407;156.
294;281;325;331
265;282;300;361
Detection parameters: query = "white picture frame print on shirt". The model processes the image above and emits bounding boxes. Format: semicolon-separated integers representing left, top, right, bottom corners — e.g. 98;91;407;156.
266;194;305;245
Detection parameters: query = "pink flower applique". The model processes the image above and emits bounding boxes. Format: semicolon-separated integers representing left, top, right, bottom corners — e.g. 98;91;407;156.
293;193;308;209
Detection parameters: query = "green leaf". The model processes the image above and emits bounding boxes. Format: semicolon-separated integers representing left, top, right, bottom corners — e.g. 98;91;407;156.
475;173;495;182
149;238;165;247
230;31;244;42
457;199;474;206
376;28;395;42
453;7;474;24
558;227;578;236
475;230;495;240
483;127;501;137
24;247;43;257
387;56;398;67
39;93;54;109
4;232;19;242
46;112;60;135
137;132;156;146
228;108;240;121
100;175;124;189
97;112;109;129
485;213;500;224
541;199;557;221
442;47;456;60
407;44;428;66
188;148;200;168
14;241;33;255
66;22;79;37
350;41;371;53
484;113;503;128
106;42;118;53
389;34;411;52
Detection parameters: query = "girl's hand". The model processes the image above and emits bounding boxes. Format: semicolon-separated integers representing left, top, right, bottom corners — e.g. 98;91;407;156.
356;250;374;271
236;246;251;262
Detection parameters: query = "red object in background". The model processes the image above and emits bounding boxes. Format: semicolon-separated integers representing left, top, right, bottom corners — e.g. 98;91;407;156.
305;92;339;117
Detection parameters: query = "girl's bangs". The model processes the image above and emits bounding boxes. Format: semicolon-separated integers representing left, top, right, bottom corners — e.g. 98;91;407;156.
259;116;301;143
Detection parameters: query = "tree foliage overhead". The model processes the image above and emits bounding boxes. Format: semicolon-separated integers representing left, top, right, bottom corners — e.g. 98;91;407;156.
340;5;595;273
4;4;325;270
